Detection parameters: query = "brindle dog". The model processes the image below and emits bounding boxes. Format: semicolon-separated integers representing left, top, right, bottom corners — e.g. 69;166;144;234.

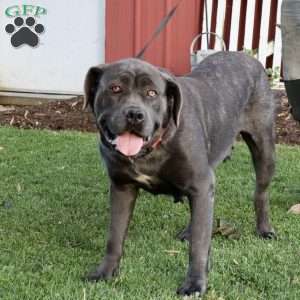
83;52;276;296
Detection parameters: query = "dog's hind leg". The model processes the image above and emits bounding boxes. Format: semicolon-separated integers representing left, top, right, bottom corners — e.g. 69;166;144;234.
241;130;276;238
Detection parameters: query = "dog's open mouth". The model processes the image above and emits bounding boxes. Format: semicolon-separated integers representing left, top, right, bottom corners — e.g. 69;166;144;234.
116;132;148;156
103;126;150;157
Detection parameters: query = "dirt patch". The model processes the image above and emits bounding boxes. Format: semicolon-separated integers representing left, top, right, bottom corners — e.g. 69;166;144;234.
274;91;300;145
0;98;97;132
0;91;299;145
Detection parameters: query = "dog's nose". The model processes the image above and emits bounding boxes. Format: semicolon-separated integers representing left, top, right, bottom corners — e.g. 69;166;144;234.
125;107;145;125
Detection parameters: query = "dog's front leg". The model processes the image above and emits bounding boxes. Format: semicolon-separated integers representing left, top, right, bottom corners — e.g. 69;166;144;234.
177;172;215;297
86;182;137;281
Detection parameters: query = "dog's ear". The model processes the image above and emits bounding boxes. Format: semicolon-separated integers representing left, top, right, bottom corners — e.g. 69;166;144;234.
83;65;106;111
160;69;182;127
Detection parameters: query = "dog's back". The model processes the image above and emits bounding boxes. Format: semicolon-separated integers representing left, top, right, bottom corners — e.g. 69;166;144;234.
176;51;276;167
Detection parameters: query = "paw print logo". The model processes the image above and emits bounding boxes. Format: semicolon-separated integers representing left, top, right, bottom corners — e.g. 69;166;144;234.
5;17;45;48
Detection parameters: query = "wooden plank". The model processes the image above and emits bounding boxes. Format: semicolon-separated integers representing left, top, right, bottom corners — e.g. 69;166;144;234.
266;0;278;68
258;0;271;66
273;0;283;72
196;0;205;50
223;0;233;50
252;0;263;51
237;0;247;50
244;0;256;50
201;0;213;50
209;0;218;49
229;0;242;50
0;92;79;106
215;0;226;50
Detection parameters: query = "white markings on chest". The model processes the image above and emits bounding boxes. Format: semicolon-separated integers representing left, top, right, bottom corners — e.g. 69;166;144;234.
134;173;158;186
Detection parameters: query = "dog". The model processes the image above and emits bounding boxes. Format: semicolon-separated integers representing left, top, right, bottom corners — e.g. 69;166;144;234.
83;52;276;296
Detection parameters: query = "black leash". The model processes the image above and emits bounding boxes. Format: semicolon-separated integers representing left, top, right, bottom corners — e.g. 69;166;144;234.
135;0;183;59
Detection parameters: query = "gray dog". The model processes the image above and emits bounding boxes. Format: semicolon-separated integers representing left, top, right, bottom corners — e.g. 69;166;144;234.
83;52;276;296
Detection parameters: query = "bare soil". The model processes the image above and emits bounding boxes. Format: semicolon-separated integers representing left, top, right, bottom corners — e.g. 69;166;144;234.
0;90;299;145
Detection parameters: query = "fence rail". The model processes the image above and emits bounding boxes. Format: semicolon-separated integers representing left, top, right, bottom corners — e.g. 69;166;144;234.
198;0;282;72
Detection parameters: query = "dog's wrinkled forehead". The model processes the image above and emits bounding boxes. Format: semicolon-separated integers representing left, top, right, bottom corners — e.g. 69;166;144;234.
101;58;166;91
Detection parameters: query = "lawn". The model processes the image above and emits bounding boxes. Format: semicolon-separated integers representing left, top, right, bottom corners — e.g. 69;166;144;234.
0;126;300;300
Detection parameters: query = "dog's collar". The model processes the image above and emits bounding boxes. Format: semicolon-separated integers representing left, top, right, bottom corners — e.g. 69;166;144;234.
150;122;170;150
135;123;173;158
148;127;168;150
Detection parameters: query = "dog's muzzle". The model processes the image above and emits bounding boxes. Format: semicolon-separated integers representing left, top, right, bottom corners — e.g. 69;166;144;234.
98;112;152;157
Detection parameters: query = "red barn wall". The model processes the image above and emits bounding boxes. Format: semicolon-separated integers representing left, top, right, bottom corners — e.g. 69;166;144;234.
105;0;202;75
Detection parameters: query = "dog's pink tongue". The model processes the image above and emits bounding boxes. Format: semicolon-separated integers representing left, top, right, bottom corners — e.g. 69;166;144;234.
116;132;144;156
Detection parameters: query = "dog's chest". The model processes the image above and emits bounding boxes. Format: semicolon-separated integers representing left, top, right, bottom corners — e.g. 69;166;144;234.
130;162;184;197
130;162;161;189
104;147;185;197
134;172;158;186
130;153;165;186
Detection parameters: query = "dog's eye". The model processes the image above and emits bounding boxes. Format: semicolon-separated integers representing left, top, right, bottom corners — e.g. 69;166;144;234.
110;85;122;93
147;90;157;97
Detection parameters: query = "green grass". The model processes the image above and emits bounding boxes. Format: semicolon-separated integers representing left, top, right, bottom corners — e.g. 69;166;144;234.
0;126;300;300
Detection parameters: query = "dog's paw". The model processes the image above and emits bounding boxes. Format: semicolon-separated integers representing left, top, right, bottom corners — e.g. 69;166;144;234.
176;224;191;242
84;262;119;282
257;226;277;240
177;277;207;297
258;230;277;239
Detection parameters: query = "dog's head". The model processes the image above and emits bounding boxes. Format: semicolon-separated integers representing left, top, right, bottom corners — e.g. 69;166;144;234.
84;58;182;157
